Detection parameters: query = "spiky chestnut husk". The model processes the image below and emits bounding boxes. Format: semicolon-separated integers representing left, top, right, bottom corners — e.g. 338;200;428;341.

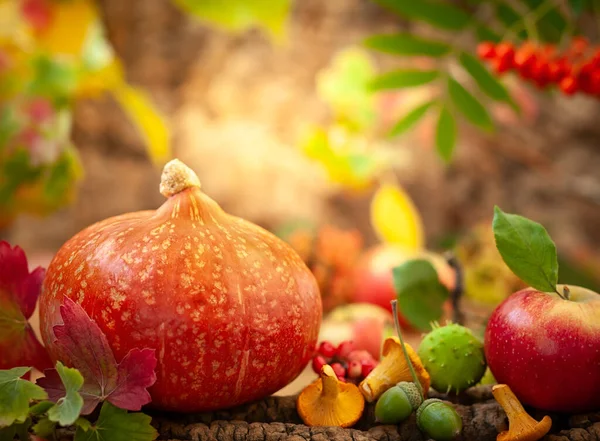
417;323;486;394
416;398;462;441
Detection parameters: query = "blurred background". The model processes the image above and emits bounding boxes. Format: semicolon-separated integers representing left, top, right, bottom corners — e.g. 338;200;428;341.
3;0;600;390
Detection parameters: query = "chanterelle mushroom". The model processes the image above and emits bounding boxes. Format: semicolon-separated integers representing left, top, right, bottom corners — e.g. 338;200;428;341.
492;384;552;441
359;336;430;402
297;364;365;427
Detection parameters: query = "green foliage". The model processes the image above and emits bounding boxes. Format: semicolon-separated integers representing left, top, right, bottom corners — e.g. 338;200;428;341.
74;402;157;441
492;206;559;293
393;260;449;331
362;0;585;163
369;70;440;91
373;0;470;30
173;0;291;41
458;53;516;109
0;367;47;428
32;417;56;439
364;34;451;57
47;362;84;426
447;78;494;131
389;100;437;137
435;106;456;162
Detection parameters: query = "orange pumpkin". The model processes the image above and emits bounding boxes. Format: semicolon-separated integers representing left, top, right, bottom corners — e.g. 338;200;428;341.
39;159;322;412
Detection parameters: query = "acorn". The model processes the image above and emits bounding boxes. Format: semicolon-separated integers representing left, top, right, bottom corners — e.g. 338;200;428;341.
416;399;463;441
374;381;422;424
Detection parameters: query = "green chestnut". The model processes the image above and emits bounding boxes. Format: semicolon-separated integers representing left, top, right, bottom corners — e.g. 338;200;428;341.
416;398;462;441
375;382;422;424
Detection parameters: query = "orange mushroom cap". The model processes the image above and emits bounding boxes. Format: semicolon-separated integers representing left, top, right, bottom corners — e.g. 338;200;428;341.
359;336;430;402
492;384;552;441
297;364;365;427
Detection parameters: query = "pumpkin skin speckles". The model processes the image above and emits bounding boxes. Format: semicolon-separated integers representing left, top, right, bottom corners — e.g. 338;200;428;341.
39;160;322;412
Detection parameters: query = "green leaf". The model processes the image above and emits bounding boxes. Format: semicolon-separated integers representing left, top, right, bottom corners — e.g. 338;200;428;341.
459;52;516;110
29;401;54;416
74;402;157;441
32;417;56;438
75;417;92;431
364;33;451;57
435;106;456;162
522;0;567;43
369;70;439;91
492;206;558;292
47;362;84;426
393;260;449;331
475;25;501;43
447;78;494;131
569;0;585;15
373;0;470;30
389;100;436;137
0;418;30;441
495;3;528;39
0;367;47;428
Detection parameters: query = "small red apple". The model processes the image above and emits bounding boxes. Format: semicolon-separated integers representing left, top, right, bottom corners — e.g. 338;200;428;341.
351;244;456;327
484;285;600;413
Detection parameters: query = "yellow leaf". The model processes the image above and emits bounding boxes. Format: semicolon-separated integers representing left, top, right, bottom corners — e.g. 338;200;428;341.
37;0;97;56
111;82;171;166
75;59;122;97
370;183;424;251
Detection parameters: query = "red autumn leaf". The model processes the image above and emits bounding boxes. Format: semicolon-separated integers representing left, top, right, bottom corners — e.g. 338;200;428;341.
0;241;52;371
37;297;157;414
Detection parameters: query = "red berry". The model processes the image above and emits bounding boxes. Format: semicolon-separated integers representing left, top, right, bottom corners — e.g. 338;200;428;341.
311;355;327;374
576;63;594;93
559;76;578;95
589;70;600;95
361;359;377;378
346;349;375;363
530;59;551;88
570;36;589;56
495;42;515;68
347;361;362;379
330;362;346;379
514;43;536;70
492;58;511;75
477;41;496;60
317;341;336;358
20;0;53;32
335;340;355;359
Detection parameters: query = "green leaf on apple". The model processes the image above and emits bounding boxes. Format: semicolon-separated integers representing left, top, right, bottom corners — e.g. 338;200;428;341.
392;259;449;331
492;206;558;293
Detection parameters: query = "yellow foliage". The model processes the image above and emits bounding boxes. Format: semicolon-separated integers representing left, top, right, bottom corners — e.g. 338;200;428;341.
36;0;97;56
370;183;424;251
111;82;171;166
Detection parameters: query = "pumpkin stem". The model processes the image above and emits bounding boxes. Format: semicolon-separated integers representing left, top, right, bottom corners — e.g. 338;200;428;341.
160;159;201;197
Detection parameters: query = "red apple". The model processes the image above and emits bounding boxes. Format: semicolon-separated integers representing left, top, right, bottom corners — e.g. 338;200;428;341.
484;285;600;412
351;244;456;327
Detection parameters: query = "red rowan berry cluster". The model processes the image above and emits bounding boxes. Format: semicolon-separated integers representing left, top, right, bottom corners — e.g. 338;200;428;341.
477;37;600;97
311;340;378;384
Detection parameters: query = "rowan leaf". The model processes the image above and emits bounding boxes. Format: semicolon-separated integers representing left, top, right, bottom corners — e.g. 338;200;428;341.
458;52;516;109
0;241;52;371
370;184;425;251
369;70;439;91
74;402;157;441
47;362;84;426
447;78;494;131
37;298;157;415
435;106;456;162
373;0;470;31
0;367;48;428
364;33;451;57
389;100;436;137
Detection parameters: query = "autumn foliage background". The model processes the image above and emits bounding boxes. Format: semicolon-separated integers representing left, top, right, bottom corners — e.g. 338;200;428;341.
3;0;600;301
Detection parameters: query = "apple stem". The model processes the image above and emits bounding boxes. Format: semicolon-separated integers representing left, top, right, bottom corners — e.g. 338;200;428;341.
563;285;571;300
391;299;424;400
